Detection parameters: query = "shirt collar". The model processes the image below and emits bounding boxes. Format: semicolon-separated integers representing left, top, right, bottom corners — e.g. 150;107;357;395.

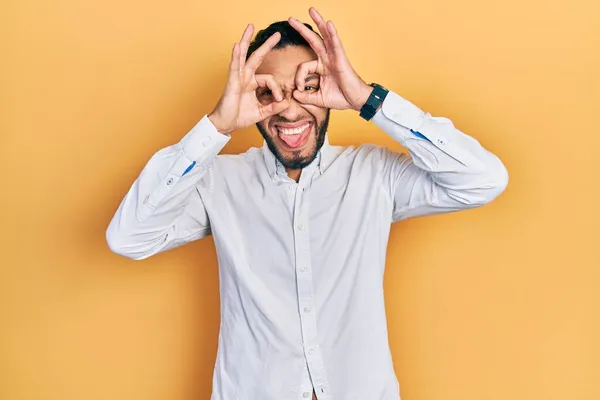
262;133;335;180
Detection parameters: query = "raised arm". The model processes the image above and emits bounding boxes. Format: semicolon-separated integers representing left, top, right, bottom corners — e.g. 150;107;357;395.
106;24;291;260
288;8;507;222
372;92;508;222
105;118;229;260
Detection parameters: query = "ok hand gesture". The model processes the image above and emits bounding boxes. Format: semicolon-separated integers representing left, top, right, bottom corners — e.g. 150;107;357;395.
288;8;373;111
209;25;290;133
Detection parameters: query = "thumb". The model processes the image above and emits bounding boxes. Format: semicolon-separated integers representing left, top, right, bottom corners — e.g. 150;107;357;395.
293;89;324;107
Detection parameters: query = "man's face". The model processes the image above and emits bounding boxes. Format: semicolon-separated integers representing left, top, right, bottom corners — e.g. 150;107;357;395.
255;45;330;170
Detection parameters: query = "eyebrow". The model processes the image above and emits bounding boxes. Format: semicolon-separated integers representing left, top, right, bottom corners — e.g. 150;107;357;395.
305;74;320;82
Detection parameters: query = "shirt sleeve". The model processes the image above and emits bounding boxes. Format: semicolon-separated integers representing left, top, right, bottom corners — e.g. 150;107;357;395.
105;115;231;260
371;91;509;222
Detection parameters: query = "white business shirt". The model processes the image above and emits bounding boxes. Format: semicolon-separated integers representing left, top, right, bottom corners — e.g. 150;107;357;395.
106;90;508;400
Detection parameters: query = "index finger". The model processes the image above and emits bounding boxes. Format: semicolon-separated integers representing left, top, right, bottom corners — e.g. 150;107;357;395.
245;32;281;72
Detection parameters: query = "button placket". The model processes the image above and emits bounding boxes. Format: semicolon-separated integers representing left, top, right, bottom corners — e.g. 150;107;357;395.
294;193;316;345
291;176;331;399
298;361;313;400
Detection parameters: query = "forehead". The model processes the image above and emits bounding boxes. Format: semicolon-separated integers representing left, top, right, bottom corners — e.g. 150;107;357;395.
255;45;317;82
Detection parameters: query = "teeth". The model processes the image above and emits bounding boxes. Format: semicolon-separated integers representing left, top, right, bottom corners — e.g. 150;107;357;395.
277;123;309;135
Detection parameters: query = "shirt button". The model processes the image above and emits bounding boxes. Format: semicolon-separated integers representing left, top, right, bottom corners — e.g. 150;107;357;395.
166;178;174;185
304;307;311;313
437;137;446;145
308;348;315;355
298;223;305;231
302;392;311;398
299;267;307;273
288;185;294;191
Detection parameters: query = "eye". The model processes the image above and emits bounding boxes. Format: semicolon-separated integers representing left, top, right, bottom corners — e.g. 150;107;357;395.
256;88;275;105
304;85;318;92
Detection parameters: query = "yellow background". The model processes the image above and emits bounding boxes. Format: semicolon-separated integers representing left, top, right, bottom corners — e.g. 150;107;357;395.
1;0;599;399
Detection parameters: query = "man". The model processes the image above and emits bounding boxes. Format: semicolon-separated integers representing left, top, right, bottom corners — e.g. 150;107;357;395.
106;7;508;400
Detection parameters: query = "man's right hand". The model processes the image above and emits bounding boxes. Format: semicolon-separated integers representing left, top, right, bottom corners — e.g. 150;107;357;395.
208;25;290;134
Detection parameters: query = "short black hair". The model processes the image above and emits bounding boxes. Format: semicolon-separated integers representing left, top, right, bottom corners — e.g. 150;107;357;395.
246;21;321;60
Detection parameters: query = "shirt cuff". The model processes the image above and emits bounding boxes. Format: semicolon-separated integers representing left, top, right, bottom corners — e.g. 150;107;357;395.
371;91;437;143
179;114;231;162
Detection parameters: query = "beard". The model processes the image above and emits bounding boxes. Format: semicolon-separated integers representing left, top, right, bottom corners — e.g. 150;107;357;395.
256;109;330;170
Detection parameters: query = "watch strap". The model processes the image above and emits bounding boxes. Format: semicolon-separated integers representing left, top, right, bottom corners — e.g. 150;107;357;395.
359;83;389;121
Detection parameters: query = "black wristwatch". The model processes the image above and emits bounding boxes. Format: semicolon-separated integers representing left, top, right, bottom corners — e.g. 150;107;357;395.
359;83;389;121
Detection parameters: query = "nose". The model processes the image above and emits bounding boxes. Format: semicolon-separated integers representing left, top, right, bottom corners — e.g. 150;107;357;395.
277;91;304;121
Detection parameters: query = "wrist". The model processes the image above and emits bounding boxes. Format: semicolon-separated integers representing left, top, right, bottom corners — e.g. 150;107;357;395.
353;83;374;111
208;113;233;134
358;83;389;120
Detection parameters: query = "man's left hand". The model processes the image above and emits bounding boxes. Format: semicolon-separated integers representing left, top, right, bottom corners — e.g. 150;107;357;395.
288;8;373;111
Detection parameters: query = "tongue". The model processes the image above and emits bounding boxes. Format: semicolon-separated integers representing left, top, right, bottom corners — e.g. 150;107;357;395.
279;132;305;148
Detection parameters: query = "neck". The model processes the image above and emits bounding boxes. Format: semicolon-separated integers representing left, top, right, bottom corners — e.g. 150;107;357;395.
286;168;302;183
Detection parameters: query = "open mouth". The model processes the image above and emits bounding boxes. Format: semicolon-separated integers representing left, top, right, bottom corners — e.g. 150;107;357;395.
273;121;312;149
